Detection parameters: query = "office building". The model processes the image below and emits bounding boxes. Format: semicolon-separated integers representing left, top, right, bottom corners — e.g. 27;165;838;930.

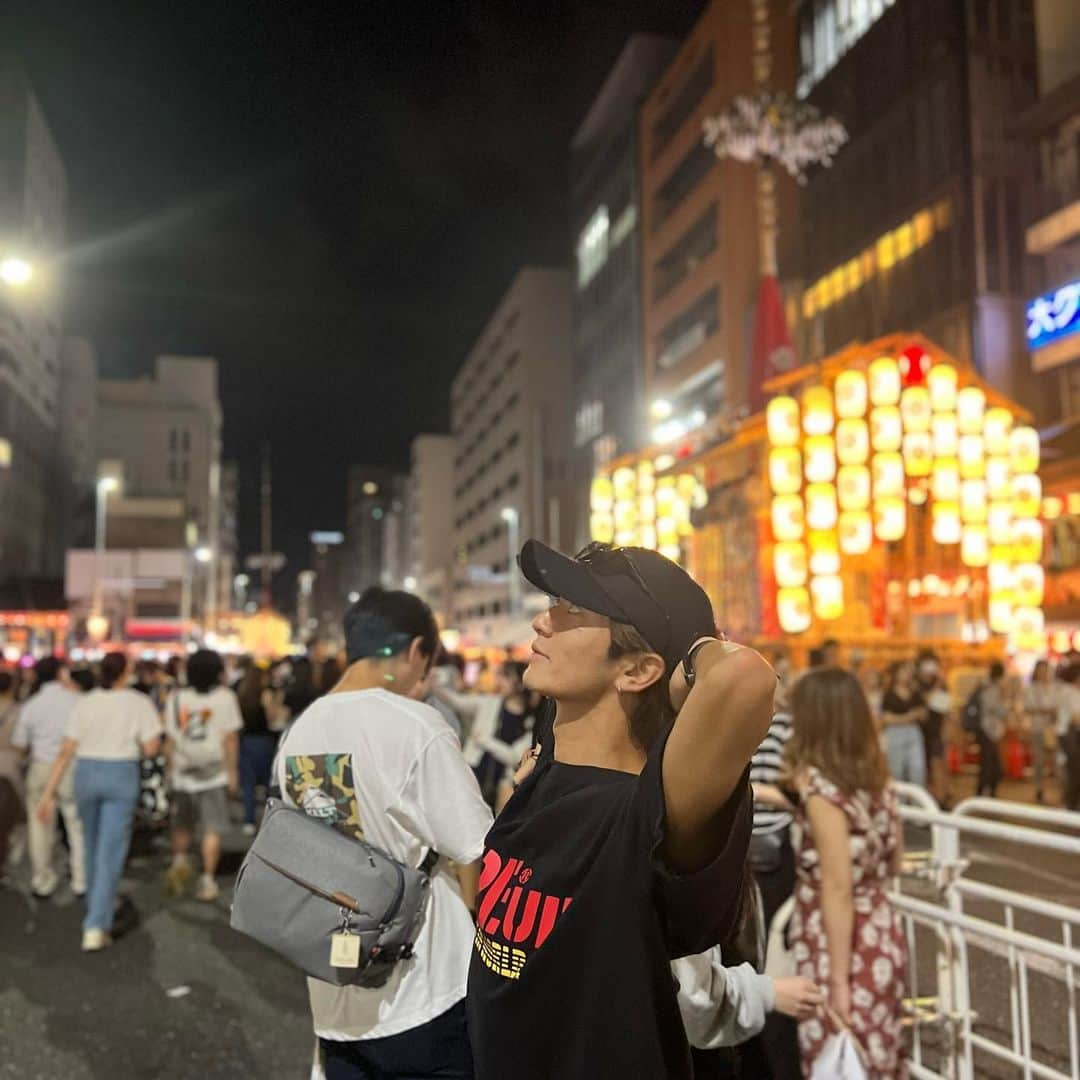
408;434;455;624
450;268;573;646
570;35;678;550
796;0;1039;401
0;56;68;578
638;0;800;456
343;465;405;596
56;337;98;556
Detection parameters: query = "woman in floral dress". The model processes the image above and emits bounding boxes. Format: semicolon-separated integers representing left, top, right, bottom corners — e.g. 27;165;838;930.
786;667;907;1078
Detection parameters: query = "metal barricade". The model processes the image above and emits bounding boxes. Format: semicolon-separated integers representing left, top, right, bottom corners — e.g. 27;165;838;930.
888;783;1080;1080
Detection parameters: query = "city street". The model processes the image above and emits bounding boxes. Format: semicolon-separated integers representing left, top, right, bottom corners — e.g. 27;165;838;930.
2;775;1076;1078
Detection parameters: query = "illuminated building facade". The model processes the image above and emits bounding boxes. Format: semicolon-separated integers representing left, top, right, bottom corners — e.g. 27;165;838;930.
797;0;1039;404
639;0;800;452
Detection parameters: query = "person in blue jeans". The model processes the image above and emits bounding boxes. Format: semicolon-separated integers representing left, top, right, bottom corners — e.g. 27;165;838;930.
880;659;928;787
234;663;278;835
36;652;162;951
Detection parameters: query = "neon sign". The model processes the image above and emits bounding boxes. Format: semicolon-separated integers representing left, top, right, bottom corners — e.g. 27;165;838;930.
1027;279;1080;352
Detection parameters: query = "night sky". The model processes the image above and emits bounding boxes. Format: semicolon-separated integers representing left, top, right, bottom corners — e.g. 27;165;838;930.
6;1;702;587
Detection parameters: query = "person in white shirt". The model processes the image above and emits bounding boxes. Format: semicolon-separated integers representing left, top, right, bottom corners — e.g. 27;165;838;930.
11;657;85;899
277;586;491;1080
35;652;162;951
163;649;242;902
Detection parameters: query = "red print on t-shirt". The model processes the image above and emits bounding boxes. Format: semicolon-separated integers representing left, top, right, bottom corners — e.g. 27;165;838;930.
472;848;573;980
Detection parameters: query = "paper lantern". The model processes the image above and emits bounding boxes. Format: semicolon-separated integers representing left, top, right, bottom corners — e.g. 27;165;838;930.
774;542;808;588
960;479;987;524
988;502;1013;546
984;408;1013;456
1013;606;1045;637
658;543;682;562
638;525;657;550
927;364;958;412
838;465;871;510
903;432;933;477
1014;563;1044;607
805;484;838;531
811;575;844;621
771;495;805;542
932;503;961;544
958;435;985;479
590;513;614;543
838;510;873;555
766;396;801;447
1012;518;1043;563
804;435;837;484
989;597;1013;635
931;459;960;504
957;386;986;435
835;419;869;465
986;457;1011;501
802;386;834;437
777;587;812;634
1010;426;1040;474
988;560;1014;594
900;386;932;433
908;483;929;506
637;494;657;525
1043;496;1064;520
874;497;906;542
932;414;958;458
961;524;989;567
613;467;636;500
614;499;637;532
869;407;902;452
808;531;840;575
590;476;614;513
872;452;904;497
834;370;868;419
869;357;901;406
769;447;802;495
1012;474;1042;519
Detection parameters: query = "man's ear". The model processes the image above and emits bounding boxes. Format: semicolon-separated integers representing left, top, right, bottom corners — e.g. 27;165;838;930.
407;636;431;673
618;652;666;694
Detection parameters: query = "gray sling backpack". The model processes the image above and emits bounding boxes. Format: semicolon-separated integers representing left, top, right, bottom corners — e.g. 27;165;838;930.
230;726;437;987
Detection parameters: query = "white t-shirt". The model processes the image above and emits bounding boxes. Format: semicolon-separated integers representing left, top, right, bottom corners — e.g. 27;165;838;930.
11;682;80;764
165;686;243;792
274;688;492;1042
66;688;163;761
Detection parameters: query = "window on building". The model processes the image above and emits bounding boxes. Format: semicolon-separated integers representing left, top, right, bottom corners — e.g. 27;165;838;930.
651;47;714;159
655;287;720;371
797;0;897;98
653;203;718;301
169;429;178;452
576;206;610;289
653;143;714;229
574;400;604;447
182;429;191;452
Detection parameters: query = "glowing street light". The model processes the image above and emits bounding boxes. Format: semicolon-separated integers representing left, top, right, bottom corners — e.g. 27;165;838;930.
0;256;33;288
194;545;212;564
501;507;521;617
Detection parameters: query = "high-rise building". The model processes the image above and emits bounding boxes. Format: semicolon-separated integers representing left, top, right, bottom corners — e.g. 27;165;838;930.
56;337;98;557
343;466;405;596
450;268;573;646
0;56;68;578
570;35;678;551
408;434;455;624
638;1;799;456
380;484;412;591
796;0;1039;402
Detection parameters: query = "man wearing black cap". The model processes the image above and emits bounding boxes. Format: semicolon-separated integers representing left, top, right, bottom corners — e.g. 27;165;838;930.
466;540;775;1079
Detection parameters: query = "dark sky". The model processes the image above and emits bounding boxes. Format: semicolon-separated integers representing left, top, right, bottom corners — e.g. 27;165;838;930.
6;0;702;586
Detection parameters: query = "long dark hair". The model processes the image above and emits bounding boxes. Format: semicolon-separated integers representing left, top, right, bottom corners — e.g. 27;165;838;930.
236;665;265;715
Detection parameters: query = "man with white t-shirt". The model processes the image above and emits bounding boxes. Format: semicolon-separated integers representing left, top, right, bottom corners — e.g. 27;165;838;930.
12;657;85;898
164;649;242;902
276;586;491;1080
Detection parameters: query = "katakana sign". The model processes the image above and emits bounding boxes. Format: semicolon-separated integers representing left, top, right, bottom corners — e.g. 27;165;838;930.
1027;279;1080;352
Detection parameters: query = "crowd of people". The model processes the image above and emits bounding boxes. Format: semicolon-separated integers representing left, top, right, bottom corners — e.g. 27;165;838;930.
1;552;1078;1078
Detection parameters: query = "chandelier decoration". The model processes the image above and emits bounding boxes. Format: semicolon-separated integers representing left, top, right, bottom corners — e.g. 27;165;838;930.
703;90;848;185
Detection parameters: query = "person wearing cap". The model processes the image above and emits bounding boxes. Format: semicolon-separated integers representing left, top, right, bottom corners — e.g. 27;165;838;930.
466;540;775;1079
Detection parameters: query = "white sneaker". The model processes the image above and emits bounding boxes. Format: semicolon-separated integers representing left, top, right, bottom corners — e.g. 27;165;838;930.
195;875;220;902
81;929;112;952
241;823;257;837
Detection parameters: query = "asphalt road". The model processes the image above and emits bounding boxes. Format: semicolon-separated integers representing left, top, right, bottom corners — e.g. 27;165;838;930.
1;772;1077;1079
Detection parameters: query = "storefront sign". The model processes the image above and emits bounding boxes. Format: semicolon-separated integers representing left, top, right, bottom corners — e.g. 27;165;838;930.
1027;279;1080;353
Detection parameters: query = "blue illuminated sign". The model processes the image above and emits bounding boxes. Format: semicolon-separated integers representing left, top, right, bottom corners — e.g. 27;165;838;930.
1027;279;1080;352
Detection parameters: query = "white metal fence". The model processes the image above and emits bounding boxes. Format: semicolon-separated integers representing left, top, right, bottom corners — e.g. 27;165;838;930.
889;784;1080;1080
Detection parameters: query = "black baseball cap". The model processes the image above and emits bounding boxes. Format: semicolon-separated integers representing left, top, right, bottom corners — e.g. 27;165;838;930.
518;540;716;675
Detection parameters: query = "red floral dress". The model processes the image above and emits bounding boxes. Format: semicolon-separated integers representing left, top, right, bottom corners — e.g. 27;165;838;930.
788;766;908;1079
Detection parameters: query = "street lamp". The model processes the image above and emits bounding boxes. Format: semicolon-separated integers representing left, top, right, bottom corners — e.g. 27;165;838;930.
0;256;33;288
91;476;119;634
194;545;212;564
501;507;521;618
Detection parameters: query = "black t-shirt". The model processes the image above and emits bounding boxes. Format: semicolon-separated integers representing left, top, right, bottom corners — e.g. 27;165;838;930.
882;689;923;724
466;721;752;1079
